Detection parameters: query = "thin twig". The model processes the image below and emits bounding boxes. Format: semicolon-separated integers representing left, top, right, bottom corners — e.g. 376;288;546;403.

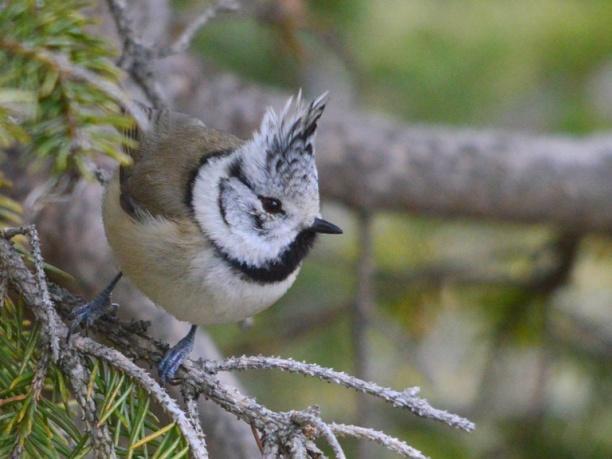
181;383;208;455
290;410;346;459
204;355;475;432
330;423;427;459
23;225;60;362
158;0;239;58
105;0;167;108
352;210;375;458
0;225;30;239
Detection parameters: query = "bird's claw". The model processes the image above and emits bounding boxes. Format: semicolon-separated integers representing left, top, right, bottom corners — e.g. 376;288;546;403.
67;293;118;341
158;325;197;384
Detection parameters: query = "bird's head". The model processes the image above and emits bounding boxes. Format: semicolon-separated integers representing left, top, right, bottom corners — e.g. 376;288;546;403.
193;92;342;273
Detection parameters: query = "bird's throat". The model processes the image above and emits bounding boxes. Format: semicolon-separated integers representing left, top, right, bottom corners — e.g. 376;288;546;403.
210;230;316;284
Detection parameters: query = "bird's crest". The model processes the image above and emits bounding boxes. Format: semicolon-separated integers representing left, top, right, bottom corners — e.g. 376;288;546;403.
253;91;328;170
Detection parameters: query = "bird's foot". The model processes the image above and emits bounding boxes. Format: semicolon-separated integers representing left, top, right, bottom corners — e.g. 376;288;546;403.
158;325;197;384
68;293;118;340
68;273;122;341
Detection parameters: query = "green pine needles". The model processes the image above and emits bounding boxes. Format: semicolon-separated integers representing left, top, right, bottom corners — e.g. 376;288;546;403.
0;0;132;176
0;295;190;458
0;1;192;457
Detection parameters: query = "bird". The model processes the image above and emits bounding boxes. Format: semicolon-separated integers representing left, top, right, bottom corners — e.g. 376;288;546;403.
69;92;342;382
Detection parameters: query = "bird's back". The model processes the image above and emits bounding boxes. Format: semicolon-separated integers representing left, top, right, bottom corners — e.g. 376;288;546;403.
119;107;243;221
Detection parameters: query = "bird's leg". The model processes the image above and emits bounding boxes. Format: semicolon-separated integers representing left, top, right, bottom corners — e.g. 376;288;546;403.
68;272;123;340
158;324;197;384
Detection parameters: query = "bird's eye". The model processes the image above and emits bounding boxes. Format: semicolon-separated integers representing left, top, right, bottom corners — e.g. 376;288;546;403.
259;196;283;214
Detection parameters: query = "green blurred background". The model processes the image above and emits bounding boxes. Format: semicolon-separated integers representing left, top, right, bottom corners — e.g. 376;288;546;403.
179;1;612;457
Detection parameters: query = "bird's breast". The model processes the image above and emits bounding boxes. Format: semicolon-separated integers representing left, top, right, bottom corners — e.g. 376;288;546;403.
102;176;298;325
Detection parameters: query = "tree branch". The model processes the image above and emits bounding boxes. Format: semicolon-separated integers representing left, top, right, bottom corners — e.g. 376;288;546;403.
169;67;612;233
105;0;167;108
0;231;116;459
290;410;346;459
330;423;427;459
351;211;375;458
202;355;474;432
72;335;209;458
0;38;148;130
0;226;474;456
157;0;239;58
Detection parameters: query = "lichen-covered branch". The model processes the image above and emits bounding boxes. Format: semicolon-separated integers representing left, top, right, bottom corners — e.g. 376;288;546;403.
0;225;474;458
290;410;346;459
330;423;427;459
203;355;475;432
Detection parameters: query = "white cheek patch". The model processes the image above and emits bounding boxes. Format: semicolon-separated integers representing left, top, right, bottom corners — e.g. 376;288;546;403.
192;152;297;268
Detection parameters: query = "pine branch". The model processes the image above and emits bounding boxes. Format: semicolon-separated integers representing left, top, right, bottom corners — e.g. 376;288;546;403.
0;227;116;458
72;335;208;458
0;225;474;457
0;0;148;183
0;39;149;133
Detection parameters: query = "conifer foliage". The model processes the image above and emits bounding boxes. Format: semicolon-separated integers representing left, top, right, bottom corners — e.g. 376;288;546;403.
0;1;190;457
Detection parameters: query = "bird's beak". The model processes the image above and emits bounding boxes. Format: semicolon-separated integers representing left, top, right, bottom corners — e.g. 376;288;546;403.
310;217;343;234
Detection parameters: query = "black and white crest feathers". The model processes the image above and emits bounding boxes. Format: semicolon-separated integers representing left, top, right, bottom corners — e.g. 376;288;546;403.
270;92;326;161
243;92;328;200
254;91;328;168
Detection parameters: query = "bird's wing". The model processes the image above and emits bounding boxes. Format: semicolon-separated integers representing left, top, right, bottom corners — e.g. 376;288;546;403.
119;106;243;221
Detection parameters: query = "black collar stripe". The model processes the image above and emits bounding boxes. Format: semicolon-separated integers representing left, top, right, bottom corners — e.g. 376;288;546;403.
212;230;316;284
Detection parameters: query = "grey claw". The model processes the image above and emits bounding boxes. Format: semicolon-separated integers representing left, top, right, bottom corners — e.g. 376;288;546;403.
158;325;197;384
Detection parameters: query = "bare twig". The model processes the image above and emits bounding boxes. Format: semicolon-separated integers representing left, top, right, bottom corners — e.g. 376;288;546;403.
23;225;61;362
105;0;167;108
203;355;475;432
182;385;208;452
0;225;30;239
330;423;427;459
290;410;346;459
158;0;239;58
